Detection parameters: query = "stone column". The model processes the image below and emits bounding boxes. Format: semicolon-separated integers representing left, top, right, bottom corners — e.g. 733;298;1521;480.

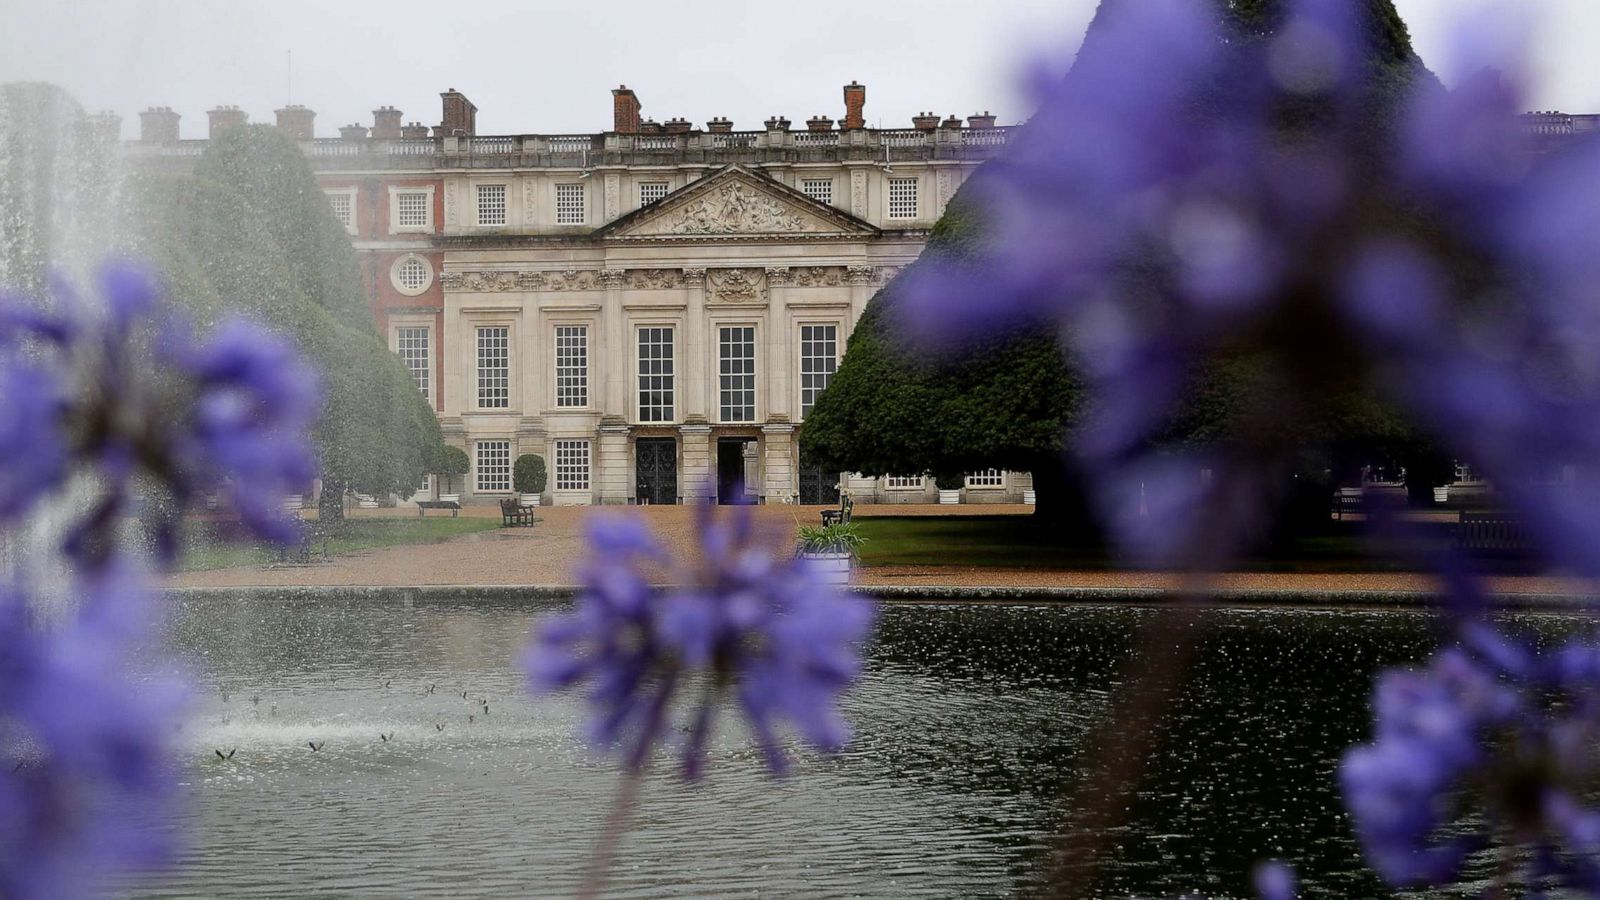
679;418;713;503
761;418;795;503
600;269;627;415
848;265;877;323
596;416;631;505
602;173;621;223
683;268;708;419
765;267;792;421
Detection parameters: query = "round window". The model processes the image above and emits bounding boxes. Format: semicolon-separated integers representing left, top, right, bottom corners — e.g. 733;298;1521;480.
390;255;433;296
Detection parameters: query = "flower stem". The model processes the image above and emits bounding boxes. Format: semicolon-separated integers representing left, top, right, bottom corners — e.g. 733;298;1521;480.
577;758;648;900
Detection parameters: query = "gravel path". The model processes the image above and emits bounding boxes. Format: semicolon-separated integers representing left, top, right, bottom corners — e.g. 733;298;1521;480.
166;504;1594;598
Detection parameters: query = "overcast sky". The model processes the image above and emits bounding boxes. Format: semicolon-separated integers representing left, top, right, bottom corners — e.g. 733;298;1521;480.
2;1;1596;140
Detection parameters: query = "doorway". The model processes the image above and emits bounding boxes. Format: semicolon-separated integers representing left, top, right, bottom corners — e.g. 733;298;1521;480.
716;438;757;505
635;438;677;505
797;455;840;506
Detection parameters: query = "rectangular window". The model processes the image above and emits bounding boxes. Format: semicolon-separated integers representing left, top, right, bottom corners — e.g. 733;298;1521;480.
637;326;675;422
475;441;511;492
554;440;591;491
327;192;353;229
396;191;429;228
718;325;756;423
966;469;1004;488
799;323;838;418
886;475;925;490
476;184;507;225
397;326;430;401
801;179;833;205
476;326;509;409
638;182;669;206
556;184;586;224
888;177;918;219
555;326;588;408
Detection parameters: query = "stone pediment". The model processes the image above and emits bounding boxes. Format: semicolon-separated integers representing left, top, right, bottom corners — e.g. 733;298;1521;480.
599;166;879;241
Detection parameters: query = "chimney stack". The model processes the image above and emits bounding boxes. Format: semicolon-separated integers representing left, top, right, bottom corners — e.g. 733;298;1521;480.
663;117;692;135
88;111;122;143
275;104;315;140
763;115;792;132
340;123;369;141
208;105;248;138
940;114;964;129
139;107;181;143
372;105;403;139
806;115;835;132
706;116;733;133
400;122;431;139
612;85;642;134
912;111;941;131
967;111;997;130
439;88;477;136
639;118;663;135
842;81;866;130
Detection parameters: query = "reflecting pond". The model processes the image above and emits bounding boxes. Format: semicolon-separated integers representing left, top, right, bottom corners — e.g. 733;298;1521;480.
129;596;1591;898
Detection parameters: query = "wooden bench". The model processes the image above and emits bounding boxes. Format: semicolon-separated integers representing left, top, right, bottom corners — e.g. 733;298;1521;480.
275;520;329;565
416;500;461;517
1456;512;1532;554
820;494;853;527
499;498;539;527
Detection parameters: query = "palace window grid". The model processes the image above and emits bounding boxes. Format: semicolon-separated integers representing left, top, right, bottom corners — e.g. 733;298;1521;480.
396;257;430;292
475;441;511;492
555;326;588;408
476;184;507;225
639;182;669;206
886;475;926;490
966;469;1005;488
718;326;757;423
801;179;833;206
799;324;838;417
326;192;353;230
888;177;918;219
555;440;591;491
476;327;509;409
556;184;586;224
396;191;430;228
637;326;675;422
397;327;430;401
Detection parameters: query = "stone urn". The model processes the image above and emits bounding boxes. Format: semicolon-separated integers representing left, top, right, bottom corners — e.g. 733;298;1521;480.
1433;486;1450;504
938;489;961;505
282;494;303;511
439;492;461;504
520;493;542;507
356;494;379;509
799;550;853;586
1022;490;1037;506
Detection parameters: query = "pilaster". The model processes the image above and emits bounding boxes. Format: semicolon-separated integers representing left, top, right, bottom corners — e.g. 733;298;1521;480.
597;416;631;505
761;418;796;502
679;418;713;503
683;268;708;419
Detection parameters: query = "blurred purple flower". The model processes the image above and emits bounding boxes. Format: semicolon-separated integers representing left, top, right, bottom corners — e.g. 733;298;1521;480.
1252;860;1297;900
0;363;67;522
1342;625;1600;891
524;508;875;779
0;574;186;899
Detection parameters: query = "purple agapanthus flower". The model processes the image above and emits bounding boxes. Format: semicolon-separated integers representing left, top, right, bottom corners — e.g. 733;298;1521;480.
0;574;186;900
1342;623;1600;892
524;508;875;779
0;362;67;523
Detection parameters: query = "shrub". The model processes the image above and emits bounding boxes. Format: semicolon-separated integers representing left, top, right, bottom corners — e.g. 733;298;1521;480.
795;522;866;558
514;454;547;494
934;473;964;491
433;445;470;494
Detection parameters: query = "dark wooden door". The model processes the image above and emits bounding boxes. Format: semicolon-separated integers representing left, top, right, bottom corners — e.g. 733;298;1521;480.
797;457;839;505
635;438;677;505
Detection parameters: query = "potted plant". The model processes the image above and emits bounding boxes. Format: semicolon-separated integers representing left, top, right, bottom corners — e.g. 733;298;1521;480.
935;473;963;505
514;453;547;507
434;445;470;504
795;522;865;586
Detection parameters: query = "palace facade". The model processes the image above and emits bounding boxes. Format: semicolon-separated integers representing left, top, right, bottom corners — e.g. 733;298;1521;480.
130;83;1027;505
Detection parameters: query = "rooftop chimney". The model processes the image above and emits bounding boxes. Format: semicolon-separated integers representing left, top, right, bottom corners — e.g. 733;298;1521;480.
706;116;733;133
639;118;663;135
663;117;692;135
967;111;997;130
912;111;941;131
940;114;964;129
806;115;835;132
139;107;181;143
842;81;866;130
612;85;642;134
207;105;248;138
400;122;431;139
372;105;403;139
340;123;369;141
439;88;477;137
274;104;315;140
87;111;122;142
763;115;792;132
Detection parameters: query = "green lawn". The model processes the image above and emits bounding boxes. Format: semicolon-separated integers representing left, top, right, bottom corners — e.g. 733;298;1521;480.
179;516;501;572
853;515;1469;573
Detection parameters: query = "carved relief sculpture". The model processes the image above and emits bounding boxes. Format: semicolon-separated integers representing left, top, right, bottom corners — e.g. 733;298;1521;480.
706;268;768;303
669;181;811;235
765;267;793;286
603;174;621;222
847;266;876;285
681;267;707;286
850;169;868;218
790;266;845;288
627;269;683;290
599;269;628;288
